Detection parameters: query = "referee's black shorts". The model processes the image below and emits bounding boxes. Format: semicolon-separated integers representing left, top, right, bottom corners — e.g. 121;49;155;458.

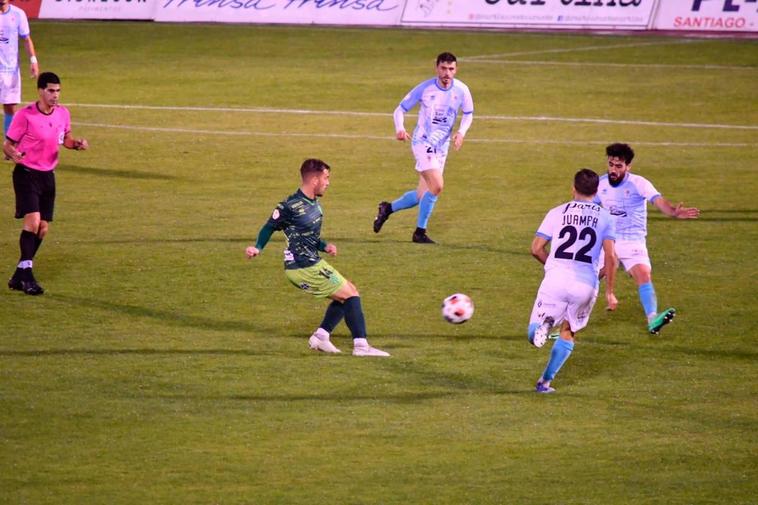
12;164;56;221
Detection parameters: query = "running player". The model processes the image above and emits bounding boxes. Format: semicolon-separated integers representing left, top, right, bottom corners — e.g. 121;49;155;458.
528;169;617;393
373;52;474;244
246;159;390;357
596;143;700;334
0;0;39;136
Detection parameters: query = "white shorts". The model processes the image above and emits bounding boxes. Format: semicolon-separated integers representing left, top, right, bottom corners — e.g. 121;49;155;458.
412;143;448;173
614;239;651;272
529;275;599;333
0;70;21;105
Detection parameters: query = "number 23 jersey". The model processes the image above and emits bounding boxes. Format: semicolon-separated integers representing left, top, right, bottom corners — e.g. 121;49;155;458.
536;200;615;288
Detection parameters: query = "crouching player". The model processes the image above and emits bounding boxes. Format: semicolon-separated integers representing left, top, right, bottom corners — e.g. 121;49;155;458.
527;169;617;393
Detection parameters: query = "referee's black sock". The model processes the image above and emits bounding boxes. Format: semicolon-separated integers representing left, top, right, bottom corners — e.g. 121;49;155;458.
19;230;37;261
32;234;43;256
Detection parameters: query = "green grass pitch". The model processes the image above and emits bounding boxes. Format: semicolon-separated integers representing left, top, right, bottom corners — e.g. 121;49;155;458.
0;21;756;504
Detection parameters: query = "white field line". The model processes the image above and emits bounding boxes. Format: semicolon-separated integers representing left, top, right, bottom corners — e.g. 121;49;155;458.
463;39;700;60
464;59;756;71
69;103;758;131
73;121;755;148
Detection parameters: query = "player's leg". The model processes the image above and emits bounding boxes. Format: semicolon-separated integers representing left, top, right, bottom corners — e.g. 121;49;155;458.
3;104;15;138
527;277;564;348
329;281;389;357
9;167;45;295
536;283;596;393
629;263;675;334
373;150;427;233
1;71;21;137
414;168;443;244
536;322;575;394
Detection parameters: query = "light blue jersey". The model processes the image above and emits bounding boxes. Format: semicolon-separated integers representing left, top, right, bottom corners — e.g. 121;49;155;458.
536;200;615;288
595;173;660;241
0;6;30;73
399;78;473;151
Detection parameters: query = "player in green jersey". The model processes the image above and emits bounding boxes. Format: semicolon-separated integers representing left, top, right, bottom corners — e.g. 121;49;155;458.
246;158;390;357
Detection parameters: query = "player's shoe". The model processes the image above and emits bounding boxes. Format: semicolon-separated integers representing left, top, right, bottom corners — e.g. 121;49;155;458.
412;229;436;244
535;379;555;394
373;201;393;233
8;269;44;295
530;317;554;349
648;307;676;335
352;339;390;357
308;333;341;354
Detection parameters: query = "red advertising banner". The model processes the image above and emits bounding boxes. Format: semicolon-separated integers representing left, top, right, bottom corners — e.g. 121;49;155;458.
10;0;42;19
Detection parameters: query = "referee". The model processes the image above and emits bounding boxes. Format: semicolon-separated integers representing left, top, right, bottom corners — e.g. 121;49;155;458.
4;72;88;295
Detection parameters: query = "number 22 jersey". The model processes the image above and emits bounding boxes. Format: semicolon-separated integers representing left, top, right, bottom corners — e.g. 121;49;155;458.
535;200;615;288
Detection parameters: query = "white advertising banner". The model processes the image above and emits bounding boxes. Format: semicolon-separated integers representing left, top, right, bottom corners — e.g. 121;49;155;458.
653;0;757;32
39;0;157;19
154;0;404;24
401;0;658;30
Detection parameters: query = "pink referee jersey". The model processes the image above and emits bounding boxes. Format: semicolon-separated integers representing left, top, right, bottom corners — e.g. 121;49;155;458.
7;102;71;172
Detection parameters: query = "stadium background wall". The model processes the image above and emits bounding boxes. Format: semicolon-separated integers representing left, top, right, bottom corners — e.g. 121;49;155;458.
9;0;758;34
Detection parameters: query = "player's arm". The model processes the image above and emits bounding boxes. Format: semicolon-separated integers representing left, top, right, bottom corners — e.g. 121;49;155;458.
246;222;275;259
63;131;88;151
652;196;700;219
319;239;337;257
602;239;618;311
393;105;410;141
530;235;549;265
21;36;38;79
453;88;474;151
3;137;25;164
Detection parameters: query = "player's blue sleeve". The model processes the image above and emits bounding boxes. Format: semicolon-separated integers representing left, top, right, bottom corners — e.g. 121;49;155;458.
535;232;551;241
318;239;328;252
399;81;428;112
255;222;276;250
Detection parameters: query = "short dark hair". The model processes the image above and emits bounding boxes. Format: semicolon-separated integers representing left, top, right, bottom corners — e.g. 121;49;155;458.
436;52;457;65
37;72;60;90
574;168;599;197
300;158;330;179
606;143;634;165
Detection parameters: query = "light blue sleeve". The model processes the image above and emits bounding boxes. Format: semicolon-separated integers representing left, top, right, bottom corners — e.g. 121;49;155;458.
399;80;429;112
18;9;30;38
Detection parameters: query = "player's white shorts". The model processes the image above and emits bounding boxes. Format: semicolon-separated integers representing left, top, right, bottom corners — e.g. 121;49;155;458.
0;70;22;105
528;275;599;333
412;143;448;173
600;239;650;272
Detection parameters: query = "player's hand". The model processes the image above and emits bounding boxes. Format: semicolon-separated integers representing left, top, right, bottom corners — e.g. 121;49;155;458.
396;130;410;142
673;203;700;219
606;292;618;311
73;138;89;151
453;132;464;151
324;243;337;256
7;150;25;164
30;62;39;79
245;246;260;259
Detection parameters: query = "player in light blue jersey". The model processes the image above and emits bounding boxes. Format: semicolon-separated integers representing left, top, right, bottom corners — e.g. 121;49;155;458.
0;0;39;136
527;169;617;393
373;52;474;244
596;143;700;335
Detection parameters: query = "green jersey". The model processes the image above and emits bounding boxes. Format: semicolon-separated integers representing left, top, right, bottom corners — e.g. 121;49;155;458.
264;189;326;270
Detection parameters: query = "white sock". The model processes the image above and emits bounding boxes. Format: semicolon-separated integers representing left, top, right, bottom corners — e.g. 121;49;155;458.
353;338;368;348
314;328;330;340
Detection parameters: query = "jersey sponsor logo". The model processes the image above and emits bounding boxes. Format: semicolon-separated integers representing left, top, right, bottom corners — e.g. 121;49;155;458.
272;209;280;220
609;206;627;218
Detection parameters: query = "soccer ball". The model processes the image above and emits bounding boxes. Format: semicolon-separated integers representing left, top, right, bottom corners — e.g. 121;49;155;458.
441;293;474;324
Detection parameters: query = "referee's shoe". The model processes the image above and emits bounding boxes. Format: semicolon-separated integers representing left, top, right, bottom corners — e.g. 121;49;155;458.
8;268;44;295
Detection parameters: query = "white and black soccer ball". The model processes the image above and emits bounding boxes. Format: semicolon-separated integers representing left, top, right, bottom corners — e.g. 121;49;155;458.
441;293;474;324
